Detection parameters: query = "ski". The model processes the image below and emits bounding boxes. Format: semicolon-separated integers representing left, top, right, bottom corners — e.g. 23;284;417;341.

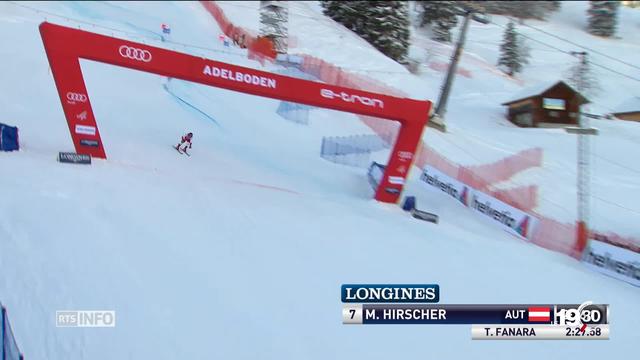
173;145;191;157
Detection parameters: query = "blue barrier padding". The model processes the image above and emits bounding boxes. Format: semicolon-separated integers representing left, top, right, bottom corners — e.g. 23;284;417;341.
402;196;417;211
0;123;19;151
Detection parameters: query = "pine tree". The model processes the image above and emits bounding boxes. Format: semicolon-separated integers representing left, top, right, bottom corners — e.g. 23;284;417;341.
538;1;562;17
497;22;529;76
320;1;339;18
322;1;410;62
481;1;559;20
321;1;368;34
366;1;411;62
419;1;441;26
418;1;459;43
587;1;620;37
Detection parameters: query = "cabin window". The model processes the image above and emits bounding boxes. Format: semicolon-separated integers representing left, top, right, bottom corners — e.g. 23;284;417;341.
510;103;533;127
543;98;566;110
515;112;533;126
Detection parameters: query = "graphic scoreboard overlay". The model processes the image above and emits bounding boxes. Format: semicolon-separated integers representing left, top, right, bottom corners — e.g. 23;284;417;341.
342;303;609;340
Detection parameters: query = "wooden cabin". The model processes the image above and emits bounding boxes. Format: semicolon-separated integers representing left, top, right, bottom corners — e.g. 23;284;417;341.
501;81;589;128
611;97;640;122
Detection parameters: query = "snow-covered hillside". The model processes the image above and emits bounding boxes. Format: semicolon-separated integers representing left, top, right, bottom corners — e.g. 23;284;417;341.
218;1;640;237
0;2;638;360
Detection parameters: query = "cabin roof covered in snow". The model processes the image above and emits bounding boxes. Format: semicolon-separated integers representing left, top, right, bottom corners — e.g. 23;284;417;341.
502;80;589;106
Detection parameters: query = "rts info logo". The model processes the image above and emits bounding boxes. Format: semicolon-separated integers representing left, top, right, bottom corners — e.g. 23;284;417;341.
56;310;116;328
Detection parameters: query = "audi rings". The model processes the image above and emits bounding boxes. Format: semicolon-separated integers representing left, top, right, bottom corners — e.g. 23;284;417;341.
66;92;87;102
118;45;152;62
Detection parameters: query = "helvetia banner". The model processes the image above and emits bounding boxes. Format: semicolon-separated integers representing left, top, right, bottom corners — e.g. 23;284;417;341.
420;166;470;207
468;187;537;241
420;165;537;240
582;239;640;287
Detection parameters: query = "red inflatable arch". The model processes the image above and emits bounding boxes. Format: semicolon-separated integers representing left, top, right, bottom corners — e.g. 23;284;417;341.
39;22;431;203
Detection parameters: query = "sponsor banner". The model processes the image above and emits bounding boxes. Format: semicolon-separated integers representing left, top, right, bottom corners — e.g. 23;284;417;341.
421;165;537;239
469;189;537;240
75;125;96;136
320;89;384;109
80;139;99;147
420;165;469;206
582;239;640;287
118;45;152;62
58;152;91;164
203;65;277;89
66;91;87;104
341;284;439;303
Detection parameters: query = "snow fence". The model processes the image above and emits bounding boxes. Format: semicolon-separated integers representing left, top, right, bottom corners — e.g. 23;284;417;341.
321;134;393;168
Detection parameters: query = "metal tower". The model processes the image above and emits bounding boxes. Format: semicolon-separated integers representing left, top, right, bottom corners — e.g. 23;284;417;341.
260;1;289;54
571;51;591;254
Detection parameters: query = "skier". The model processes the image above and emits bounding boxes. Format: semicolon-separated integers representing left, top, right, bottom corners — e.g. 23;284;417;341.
175;132;193;155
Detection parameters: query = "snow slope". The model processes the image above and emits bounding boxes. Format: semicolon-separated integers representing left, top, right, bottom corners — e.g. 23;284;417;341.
218;1;640;238
0;2;638;360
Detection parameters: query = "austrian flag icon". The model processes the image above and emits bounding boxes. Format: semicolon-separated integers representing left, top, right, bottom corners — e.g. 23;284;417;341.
528;307;551;322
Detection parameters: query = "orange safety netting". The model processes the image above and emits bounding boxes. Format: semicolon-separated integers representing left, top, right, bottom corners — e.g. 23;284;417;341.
200;1;275;64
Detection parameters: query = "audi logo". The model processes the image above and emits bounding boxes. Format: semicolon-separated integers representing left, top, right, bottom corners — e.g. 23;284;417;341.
66;92;87;102
119;45;152;62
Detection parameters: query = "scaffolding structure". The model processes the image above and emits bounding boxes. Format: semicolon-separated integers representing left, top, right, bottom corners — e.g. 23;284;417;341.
259;1;289;54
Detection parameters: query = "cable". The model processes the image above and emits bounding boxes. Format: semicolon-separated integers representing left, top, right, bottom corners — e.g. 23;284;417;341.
587;61;640;83
591;152;640;175
592;195;640;216
472;39;564;52
220;2;640;82
518;21;640;72
489;19;640;83
441;125;640;219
